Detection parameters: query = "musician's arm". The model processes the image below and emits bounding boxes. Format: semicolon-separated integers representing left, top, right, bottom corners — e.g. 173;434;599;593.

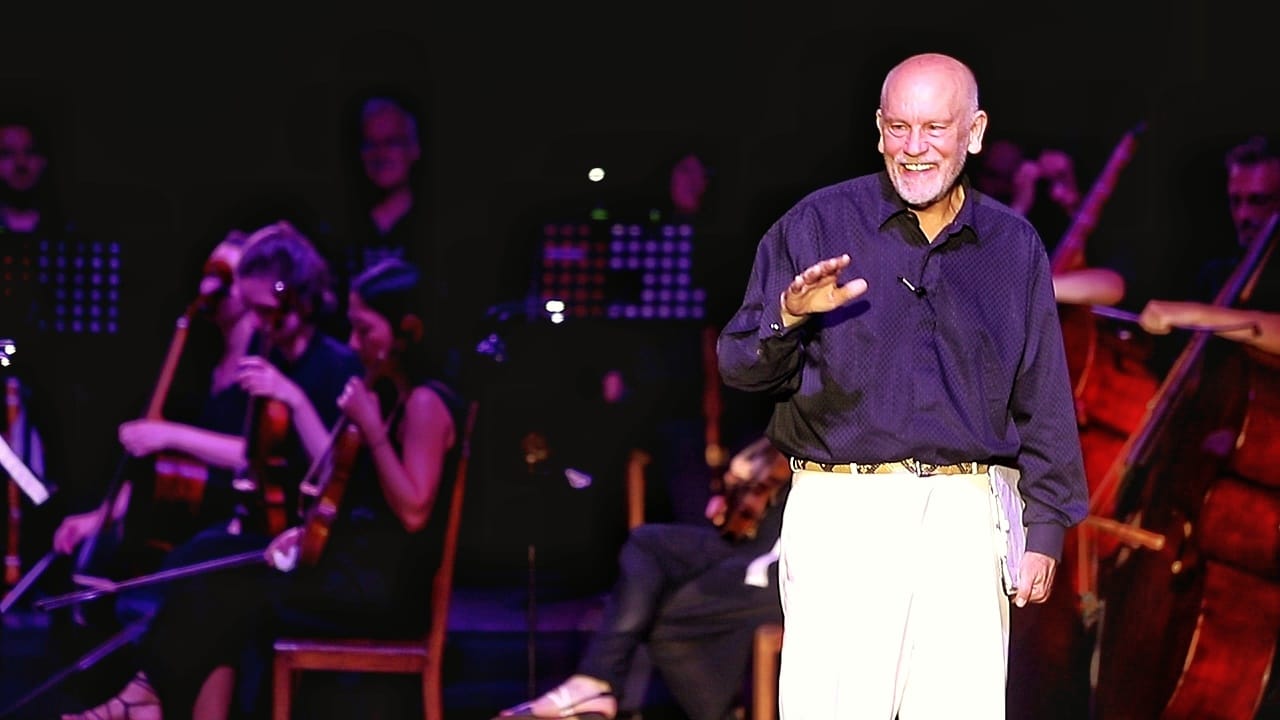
1139;300;1280;355
118;419;246;469
372;386;456;533
1052;267;1125;306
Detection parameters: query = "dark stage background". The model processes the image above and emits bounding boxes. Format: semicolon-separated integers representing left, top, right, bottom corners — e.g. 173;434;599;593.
2;2;1278;589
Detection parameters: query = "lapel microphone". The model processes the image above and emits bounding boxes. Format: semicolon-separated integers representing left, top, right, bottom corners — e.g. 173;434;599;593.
898;275;927;297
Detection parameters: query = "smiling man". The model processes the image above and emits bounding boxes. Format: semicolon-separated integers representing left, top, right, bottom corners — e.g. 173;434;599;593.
716;52;1088;718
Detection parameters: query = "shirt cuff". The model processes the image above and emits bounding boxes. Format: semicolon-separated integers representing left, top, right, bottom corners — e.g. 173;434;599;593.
762;297;806;340
1025;522;1066;561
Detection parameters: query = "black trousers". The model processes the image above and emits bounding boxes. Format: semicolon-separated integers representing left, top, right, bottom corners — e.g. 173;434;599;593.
578;521;782;720
138;524;426;720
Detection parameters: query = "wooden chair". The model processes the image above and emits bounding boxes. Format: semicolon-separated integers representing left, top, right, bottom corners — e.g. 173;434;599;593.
751;622;783;720
271;401;478;720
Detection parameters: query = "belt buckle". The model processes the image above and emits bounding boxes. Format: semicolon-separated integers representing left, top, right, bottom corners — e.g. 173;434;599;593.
909;459;940;476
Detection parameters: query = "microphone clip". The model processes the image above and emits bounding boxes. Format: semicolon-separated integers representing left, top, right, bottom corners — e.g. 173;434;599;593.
898;276;927;297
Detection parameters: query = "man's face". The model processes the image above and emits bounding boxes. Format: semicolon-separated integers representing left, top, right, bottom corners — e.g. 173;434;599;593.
0;125;47;193
1226;160;1280;247
876;69;985;210
360;108;420;191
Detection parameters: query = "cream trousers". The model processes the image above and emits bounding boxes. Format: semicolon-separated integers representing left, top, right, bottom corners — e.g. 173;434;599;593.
778;469;1010;720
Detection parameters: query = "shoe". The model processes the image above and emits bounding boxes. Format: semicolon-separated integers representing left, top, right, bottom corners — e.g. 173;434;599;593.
495;676;617;719
61;672;161;720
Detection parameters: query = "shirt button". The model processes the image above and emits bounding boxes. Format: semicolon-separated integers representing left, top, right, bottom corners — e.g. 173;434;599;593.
769;322;781;333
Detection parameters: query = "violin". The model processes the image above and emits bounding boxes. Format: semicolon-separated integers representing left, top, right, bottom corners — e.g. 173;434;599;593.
295;368;392;567
229;291;295;539
240;394;291;537
296;421;362;567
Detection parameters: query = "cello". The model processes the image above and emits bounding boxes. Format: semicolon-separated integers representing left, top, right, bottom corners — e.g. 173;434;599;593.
72;259;235;586
1089;212;1280;719
1054;123;1160;621
1053;121;1146;403
1006;124;1151;720
125;259;235;553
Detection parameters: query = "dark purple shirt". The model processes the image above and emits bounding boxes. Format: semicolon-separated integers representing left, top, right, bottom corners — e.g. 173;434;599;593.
717;171;1088;558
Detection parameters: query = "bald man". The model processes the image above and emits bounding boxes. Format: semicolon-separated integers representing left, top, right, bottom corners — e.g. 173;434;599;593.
717;52;1087;718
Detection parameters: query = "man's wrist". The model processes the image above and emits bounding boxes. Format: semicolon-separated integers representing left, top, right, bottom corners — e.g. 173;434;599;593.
779;292;807;328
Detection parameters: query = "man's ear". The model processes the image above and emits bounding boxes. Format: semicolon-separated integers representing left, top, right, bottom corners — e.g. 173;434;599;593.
967;110;989;155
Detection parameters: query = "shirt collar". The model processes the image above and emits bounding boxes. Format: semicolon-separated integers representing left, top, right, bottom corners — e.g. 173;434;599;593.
874;171;978;239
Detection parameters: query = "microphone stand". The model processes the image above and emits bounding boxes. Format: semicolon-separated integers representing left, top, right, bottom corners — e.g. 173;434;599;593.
520;431;549;700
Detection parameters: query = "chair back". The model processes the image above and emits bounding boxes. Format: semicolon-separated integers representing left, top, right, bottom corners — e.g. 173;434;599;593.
423;400;478;718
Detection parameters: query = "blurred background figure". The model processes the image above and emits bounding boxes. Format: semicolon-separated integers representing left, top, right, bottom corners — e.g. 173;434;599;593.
973;136;1127;307
347;95;426;275
1191;134;1280;303
0;109;74;598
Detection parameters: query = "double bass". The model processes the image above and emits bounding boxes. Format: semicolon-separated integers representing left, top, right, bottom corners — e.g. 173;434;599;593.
1090;213;1280;719
1006;125;1153;720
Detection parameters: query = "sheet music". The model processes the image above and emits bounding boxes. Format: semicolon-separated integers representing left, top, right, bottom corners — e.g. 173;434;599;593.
0;432;49;505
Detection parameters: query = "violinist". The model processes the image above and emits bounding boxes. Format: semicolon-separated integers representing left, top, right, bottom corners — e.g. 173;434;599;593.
496;431;788;720
60;253;464;720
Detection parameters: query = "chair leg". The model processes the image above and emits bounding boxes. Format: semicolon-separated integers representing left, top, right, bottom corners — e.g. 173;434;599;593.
272;658;294;720
423;668;440;720
752;623;784;720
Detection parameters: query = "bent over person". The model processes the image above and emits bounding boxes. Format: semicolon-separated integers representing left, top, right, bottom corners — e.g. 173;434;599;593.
716;52;1088;718
496;436;789;720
